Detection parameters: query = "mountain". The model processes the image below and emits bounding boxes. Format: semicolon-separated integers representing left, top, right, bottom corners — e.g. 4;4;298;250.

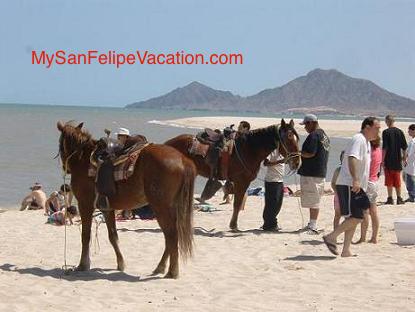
126;69;415;116
127;81;240;111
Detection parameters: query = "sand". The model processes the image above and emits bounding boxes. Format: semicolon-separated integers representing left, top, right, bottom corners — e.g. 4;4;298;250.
161;116;414;138
1;179;415;312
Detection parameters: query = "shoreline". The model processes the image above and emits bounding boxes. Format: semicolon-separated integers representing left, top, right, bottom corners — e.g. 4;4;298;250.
158;116;414;139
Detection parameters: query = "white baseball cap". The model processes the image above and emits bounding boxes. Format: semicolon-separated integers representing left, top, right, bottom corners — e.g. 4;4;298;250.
116;127;130;136
299;114;318;125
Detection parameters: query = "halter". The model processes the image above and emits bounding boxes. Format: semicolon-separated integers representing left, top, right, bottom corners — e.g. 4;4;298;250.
233;125;301;177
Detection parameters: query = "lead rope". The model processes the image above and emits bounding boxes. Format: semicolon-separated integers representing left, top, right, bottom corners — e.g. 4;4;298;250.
59;151;77;274
294;173;305;229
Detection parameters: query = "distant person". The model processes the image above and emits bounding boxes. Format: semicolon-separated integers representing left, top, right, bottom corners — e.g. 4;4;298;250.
20;182;47;211
60;183;74;206
47;205;78;226
403;124;415;202
298;114;330;233
355;135;382;244
331;151;345;232
237;121;251;134
45;191;65;215
382;114;407;205
116;127;131;146
323;117;380;257
261;149;285;231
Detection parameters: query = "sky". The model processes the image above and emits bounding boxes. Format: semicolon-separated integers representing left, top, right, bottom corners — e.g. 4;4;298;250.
0;0;414;107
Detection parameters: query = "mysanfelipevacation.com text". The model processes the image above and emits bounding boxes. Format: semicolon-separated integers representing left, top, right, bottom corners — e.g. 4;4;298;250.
32;50;244;68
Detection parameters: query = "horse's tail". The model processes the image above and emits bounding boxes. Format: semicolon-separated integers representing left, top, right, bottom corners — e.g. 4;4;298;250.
175;160;196;260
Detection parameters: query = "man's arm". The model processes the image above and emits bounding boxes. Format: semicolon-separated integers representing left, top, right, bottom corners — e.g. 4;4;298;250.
349;156;361;193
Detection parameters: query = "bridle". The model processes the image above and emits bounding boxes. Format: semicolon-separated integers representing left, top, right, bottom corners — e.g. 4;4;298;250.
234;125;301;177
56;134;89;174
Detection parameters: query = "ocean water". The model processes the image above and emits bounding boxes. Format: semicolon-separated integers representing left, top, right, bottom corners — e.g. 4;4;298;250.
0;104;348;208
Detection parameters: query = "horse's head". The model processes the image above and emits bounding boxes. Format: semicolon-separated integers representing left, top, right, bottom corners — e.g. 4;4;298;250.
278;119;301;171
57;121;94;173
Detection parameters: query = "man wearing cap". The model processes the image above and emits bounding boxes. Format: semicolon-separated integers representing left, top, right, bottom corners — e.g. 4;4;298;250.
298;114;330;233
116;127;131;146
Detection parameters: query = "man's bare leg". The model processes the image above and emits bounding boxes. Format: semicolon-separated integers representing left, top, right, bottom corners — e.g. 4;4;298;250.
324;217;361;247
387;186;393;197
354;211;369;244
342;220;360;257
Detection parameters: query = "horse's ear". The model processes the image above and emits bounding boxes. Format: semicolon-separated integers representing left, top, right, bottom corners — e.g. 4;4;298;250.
289;119;294;127
57;121;64;131
281;119;286;127
76;122;84;130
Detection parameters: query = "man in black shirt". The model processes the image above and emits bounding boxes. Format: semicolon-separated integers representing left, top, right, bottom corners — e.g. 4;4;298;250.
298;114;330;233
382;114;407;205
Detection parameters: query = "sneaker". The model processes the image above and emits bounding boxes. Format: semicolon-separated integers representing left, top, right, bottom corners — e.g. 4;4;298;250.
405;198;415;203
397;197;405;205
298;224;320;235
384;197;394;205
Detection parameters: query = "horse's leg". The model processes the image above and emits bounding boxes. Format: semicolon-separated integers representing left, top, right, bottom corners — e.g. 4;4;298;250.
164;224;179;279
76;203;94;271
229;180;249;231
152;214;169;275
153;208;179;279
103;210;125;271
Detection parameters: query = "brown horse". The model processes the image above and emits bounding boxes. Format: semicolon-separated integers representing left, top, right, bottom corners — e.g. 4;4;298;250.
165;119;301;230
57;121;196;278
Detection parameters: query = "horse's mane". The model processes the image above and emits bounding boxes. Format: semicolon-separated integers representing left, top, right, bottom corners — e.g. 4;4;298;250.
237;125;279;150
59;121;95;155
236;124;299;150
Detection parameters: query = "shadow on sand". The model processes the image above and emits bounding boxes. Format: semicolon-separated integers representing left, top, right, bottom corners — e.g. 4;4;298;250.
0;263;162;282
283;255;336;261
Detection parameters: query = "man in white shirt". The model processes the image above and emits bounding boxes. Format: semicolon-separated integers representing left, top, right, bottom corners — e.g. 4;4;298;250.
323;117;380;257
404;124;415;202
262;149;285;231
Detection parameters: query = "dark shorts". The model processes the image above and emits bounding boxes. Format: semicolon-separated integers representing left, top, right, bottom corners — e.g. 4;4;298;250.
336;185;370;219
384;168;401;188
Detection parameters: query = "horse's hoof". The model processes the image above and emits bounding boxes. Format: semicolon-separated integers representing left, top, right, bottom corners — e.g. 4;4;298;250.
117;263;126;272
152;266;166;275
229;223;238;231
75;264;90;271
164;272;178;279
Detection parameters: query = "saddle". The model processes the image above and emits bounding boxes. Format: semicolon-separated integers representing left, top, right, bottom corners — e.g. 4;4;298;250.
89;134;148;210
190;125;236;180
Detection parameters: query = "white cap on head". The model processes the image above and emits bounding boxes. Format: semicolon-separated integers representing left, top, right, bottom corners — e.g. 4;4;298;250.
116;127;130;136
299;114;318;125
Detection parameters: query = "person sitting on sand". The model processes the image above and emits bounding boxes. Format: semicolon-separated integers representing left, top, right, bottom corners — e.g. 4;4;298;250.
45;191;65;215
47;205;78;226
323;117;380;257
20;182;47;211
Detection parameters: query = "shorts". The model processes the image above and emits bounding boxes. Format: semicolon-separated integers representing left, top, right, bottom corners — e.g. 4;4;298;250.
336;185;370;219
384;168;401;188
300;176;325;209
366;181;378;204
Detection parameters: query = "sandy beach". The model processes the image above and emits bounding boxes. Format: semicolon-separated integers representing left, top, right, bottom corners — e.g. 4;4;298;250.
161;116;415;139
1;179;414;312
